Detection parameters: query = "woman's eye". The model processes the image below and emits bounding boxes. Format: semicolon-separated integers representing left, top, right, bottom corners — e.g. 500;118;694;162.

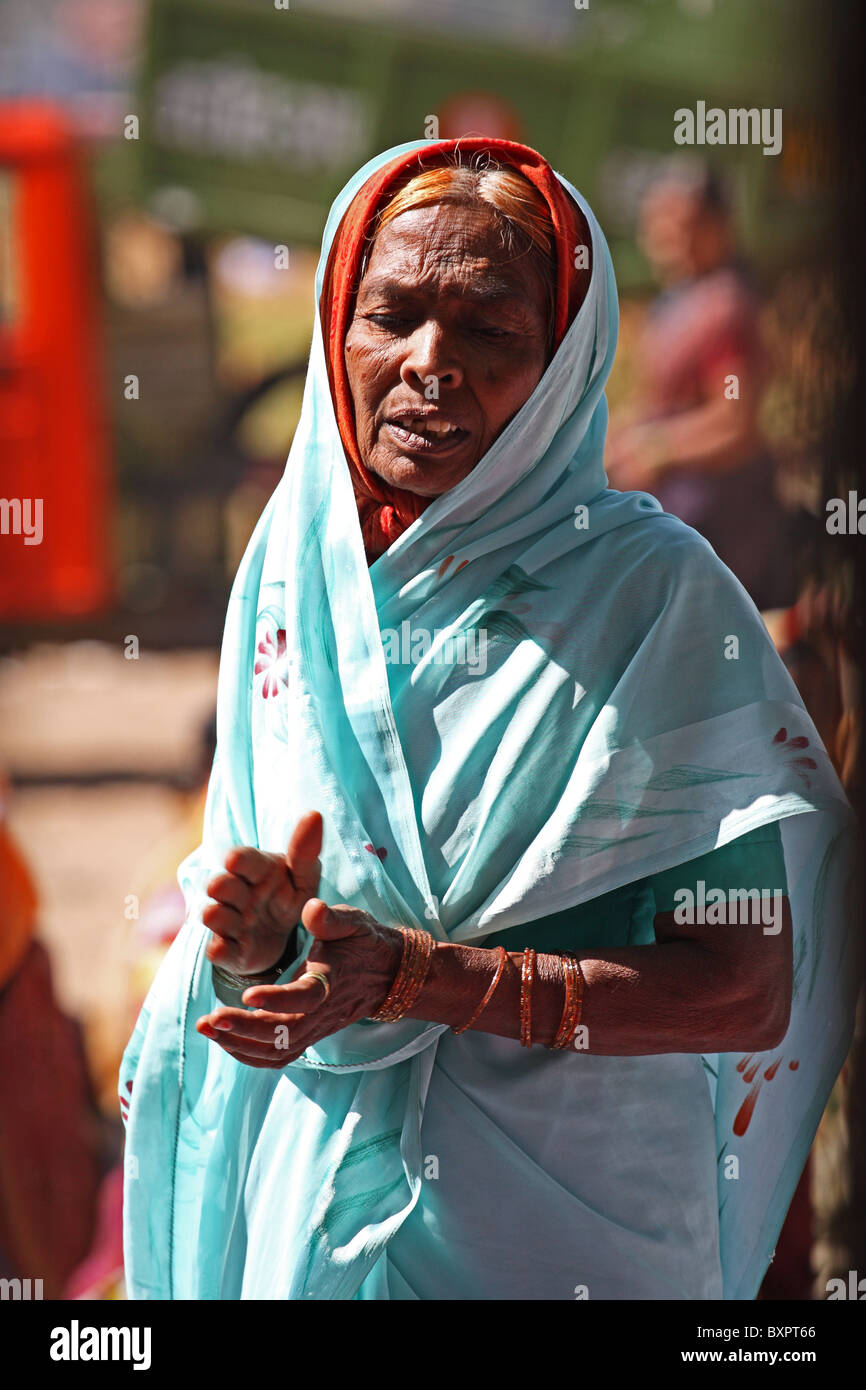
472;323;510;340
367;313;412;330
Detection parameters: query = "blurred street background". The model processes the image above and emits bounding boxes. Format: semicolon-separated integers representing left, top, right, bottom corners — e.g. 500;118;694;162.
0;0;862;1300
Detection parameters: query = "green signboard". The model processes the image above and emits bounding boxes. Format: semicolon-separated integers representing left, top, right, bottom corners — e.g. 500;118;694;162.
136;0;830;276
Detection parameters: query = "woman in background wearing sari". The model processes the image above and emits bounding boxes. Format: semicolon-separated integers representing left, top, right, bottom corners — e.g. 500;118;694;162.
121;138;859;1301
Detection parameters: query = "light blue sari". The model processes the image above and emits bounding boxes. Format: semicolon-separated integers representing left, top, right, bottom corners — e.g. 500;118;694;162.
121;140;859;1300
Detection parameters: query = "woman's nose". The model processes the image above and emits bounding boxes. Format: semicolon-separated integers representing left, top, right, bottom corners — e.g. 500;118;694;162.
400;322;464;393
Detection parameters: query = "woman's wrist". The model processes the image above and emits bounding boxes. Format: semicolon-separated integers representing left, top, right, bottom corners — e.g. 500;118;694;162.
368;924;432;1020
376;924;407;1001
212;925;300;988
403;940;566;1047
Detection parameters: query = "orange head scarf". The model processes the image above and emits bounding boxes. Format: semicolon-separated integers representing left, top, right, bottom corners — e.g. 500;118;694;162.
319;138;591;562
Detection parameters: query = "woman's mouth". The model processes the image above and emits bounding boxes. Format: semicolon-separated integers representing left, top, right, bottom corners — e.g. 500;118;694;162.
384;417;470;454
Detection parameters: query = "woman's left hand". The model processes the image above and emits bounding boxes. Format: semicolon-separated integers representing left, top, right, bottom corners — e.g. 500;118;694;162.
195;899;404;1068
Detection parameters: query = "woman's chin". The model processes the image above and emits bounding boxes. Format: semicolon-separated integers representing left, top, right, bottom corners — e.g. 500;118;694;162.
367;450;477;498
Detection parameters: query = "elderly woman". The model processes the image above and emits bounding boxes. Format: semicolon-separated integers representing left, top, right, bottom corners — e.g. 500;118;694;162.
121;138;857;1301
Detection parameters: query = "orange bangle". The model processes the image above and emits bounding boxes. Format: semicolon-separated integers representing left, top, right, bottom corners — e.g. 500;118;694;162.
452;945;508;1035
549;953;584;1050
519;947;536;1047
370;927;435;1022
572;955;586;1040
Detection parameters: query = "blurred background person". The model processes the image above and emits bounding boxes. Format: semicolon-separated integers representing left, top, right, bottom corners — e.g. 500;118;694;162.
606;166;801;614
0;774;102;1298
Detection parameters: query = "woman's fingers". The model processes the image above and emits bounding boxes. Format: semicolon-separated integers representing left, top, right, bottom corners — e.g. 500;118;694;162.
218;813;323;931
285;811;323;897
223;1054;286;1070
241;975;328;1011
199;1033;288;1069
205;871;251;912
200;1005;303;1036
196;1013;305;1067
202;900;242;940
249;870;299;930
223;846;277;885
223;811;322;895
202;1027;286;1059
301;899;365;941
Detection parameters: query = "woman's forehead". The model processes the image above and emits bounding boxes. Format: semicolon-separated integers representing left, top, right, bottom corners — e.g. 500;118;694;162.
360;202;544;293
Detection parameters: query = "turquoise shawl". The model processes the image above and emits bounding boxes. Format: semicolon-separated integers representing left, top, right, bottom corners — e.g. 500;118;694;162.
121;141;859;1300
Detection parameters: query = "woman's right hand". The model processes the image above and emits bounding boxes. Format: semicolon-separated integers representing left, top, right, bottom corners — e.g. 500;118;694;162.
203;811;323;977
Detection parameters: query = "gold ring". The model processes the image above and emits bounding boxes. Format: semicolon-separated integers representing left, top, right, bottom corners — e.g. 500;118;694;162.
305;969;330;1000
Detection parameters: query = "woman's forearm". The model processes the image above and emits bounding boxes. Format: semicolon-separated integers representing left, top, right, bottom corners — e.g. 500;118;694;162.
403;937;788;1055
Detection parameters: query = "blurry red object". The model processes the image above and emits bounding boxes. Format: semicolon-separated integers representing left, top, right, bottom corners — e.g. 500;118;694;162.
64;1164;125;1301
0;102;113;619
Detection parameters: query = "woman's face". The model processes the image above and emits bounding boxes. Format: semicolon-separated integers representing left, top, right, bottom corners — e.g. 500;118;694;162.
344;201;550;497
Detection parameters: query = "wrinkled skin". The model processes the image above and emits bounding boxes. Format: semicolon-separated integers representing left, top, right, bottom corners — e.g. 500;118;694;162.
345;201;550;496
